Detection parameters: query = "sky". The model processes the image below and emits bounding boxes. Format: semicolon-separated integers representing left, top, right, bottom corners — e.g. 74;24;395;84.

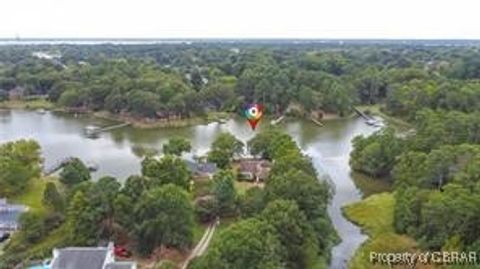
0;0;479;39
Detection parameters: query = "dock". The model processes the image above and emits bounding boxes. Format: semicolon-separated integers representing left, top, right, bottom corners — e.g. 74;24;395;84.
352;107;372;120
352;107;383;127
85;122;131;137
270;115;285;126
310;117;324;127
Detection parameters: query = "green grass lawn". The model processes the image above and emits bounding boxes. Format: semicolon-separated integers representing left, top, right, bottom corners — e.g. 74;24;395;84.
0;99;55;110
234;181;260;196
343;193;423;269
10;177;51;214
193;222;208;244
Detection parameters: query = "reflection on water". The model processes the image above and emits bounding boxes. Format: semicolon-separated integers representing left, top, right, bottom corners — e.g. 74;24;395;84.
0;109;379;267
0;111;265;180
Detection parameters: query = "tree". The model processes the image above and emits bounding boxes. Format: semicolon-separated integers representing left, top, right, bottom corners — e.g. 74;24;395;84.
392;151;429;188
113;193;134;230
0;139;41;197
195;196;217;223
208;133;244;169
261;200;318;269
212;170;237;217
239;187;265;218
134;184;194;255
265;169;334;252
91;176;121;239
18;212;45;244
68;191;97;245
58;89;85;107
350;128;404;177
43;182;65;212
122;175;150;202
127;90;160;118
163;138;191;156
59;158;91;186
66;177;121;245
248;129;297;160
195;218;284;269
141;155;191;189
0;89;8;101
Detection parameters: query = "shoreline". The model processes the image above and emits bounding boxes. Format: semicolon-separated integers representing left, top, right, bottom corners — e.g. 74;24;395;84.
1;100;359;130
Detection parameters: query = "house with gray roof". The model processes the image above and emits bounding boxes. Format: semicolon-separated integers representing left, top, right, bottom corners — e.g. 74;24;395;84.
0;198;27;237
185;160;218;179
50;242;136;269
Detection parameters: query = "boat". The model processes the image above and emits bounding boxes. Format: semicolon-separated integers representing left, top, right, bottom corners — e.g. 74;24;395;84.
365;119;378;126
84;125;101;137
36;109;46;114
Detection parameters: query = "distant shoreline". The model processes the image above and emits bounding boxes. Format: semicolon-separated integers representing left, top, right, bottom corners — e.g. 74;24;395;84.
1;38;480;46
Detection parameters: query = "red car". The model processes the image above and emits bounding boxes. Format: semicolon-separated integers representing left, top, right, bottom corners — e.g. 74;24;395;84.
114;246;132;258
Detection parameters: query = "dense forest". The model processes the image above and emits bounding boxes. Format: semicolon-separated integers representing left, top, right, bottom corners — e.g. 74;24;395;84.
348;42;480;267
2;41;480;268
2;42;480;119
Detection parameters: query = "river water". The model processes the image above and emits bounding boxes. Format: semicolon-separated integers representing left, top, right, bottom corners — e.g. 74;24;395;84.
0;109;379;268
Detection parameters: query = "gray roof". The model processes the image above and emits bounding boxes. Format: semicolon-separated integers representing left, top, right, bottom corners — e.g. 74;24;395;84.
51;248;108;269
105;262;136;269
185;160;217;174
0;199;27;231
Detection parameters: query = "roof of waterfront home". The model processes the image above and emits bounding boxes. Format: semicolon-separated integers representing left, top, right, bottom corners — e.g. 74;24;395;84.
51;247;109;269
50;242;136;269
0;198;27;230
185;160;218;175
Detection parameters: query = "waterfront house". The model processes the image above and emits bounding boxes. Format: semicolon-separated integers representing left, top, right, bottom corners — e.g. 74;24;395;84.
185;160;218;179
237;159;271;182
50;242;136;269
8;86;25;100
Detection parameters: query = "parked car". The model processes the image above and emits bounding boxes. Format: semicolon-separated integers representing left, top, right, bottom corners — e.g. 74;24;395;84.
114;246;132;258
0;232;10;243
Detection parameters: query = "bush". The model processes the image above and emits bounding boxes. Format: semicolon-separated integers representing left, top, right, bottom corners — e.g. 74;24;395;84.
195;196;217;223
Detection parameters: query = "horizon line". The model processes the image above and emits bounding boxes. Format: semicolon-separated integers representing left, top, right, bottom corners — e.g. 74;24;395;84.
2;37;480;41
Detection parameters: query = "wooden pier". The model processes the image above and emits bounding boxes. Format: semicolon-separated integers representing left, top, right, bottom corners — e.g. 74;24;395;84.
352;106;373;120
310;117;324;127
85;122;131;137
270;115;285;126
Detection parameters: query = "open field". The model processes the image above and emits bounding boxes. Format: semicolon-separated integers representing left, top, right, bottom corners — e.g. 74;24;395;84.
344;193;437;269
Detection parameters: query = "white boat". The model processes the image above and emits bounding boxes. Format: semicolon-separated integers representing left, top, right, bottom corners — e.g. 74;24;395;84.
84;125;101;137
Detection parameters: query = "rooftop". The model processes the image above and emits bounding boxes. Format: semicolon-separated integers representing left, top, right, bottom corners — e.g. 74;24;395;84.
50;243;136;269
52;248;109;269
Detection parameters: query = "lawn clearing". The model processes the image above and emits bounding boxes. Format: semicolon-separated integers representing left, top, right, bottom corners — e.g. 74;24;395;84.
344;193;436;269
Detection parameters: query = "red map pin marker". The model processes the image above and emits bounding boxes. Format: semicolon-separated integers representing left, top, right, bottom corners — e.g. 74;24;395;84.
244;104;263;130
248;118;260;130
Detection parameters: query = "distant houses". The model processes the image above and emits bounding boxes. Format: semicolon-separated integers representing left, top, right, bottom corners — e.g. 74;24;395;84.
185;157;272;182
185;160;218;179
49;242;136;269
8;86;25;100
0;198;27;238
